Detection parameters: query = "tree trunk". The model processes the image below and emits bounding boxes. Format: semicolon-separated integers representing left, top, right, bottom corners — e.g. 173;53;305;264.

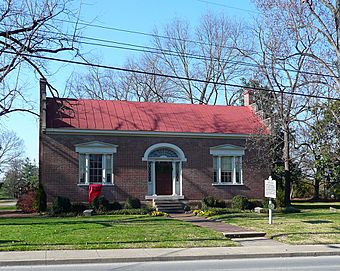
313;176;320;200
283;127;291;206
336;0;340;89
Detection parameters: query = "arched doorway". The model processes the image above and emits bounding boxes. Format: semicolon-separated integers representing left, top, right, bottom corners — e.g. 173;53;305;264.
142;143;186;198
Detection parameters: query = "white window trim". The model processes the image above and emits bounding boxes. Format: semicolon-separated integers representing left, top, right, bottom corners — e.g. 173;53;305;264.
210;144;244;185
75;141;117;185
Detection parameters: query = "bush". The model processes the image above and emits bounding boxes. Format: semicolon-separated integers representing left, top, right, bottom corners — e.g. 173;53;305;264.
124;197;141;209
91;196;109;212
51;196;71;215
202;196;226;209
16;190;37;213
276;189;285;208
150;210;168;217
107;201;122;211
248;199;263;209
231;195;250;210
199;207;240;217
71;203;89;214
108;208;149;215
192;209;201;216
33;184;47;212
183;205;191;212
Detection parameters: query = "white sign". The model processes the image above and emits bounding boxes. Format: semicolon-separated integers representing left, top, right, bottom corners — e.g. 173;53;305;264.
265;176;276;199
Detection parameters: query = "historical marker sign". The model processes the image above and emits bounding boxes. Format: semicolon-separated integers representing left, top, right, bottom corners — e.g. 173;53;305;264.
265;176;276;199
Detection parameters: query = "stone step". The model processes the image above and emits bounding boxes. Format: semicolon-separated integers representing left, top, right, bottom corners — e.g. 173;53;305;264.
154;199;185;214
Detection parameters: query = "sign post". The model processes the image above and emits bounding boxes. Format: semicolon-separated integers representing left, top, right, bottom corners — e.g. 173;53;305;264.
265;176;276;225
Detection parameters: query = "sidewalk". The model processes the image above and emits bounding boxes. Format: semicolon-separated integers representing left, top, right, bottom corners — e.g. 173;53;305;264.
0;244;339;266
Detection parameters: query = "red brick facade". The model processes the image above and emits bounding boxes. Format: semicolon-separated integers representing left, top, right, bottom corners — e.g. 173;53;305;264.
41;132;269;203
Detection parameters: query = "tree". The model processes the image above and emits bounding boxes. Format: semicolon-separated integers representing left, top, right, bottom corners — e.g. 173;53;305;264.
309;101;340;199
67;54;178;102
242;2;325;206
0;0;78;117
253;0;340;119
152;13;246;105
67;12;248;105
0;129;23;174
2;158;38;198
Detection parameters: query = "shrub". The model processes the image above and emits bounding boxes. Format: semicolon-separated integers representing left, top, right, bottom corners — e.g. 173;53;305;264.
276;189;285;208
91;196;109;212
51;196;71;215
183;205;191;212
108;208;149;215
192;209;201;216
33;184;47;212
124;197;141;209
107;201;122;211
202;196;226;209
71;203;89;214
198;207;239;217
248;199;263;209
150;210;168;217
231;195;250;210
16;190;37;213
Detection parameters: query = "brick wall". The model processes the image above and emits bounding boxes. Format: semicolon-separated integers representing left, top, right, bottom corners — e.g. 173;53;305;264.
41;133;270;202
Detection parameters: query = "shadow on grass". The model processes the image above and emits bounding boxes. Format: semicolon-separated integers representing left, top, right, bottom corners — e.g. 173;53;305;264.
293;204;339;210
272;231;340;239
303;220;334;224
0;217;173;227
0;237;229;249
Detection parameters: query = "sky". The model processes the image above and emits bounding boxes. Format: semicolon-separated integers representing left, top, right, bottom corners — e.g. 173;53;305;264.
1;0;257;162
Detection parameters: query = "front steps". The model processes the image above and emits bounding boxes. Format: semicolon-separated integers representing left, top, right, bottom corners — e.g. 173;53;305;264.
153;199;185;214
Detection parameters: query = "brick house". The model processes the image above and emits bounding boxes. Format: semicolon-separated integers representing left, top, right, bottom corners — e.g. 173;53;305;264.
39;79;270;204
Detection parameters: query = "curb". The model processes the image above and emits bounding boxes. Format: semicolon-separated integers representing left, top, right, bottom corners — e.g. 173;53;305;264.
1;250;340;267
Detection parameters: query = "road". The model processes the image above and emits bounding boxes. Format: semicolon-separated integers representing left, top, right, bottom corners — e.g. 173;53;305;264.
1;256;340;271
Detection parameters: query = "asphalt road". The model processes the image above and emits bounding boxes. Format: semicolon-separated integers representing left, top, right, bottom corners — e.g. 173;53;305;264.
1;256;340;271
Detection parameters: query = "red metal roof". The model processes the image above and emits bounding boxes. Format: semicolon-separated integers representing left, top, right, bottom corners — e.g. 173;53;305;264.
46;98;269;135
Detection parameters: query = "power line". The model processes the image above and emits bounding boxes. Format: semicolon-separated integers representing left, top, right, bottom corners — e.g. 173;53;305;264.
4;50;339;101
27;29;340;79
195;0;259;14
47;19;339;71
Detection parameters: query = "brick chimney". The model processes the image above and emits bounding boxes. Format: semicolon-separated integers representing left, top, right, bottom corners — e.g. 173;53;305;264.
39;78;47;189
243;89;254;106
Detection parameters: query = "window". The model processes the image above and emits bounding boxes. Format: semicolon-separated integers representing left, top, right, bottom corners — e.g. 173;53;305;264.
213;156;242;184
78;154;113;184
210;144;244;185
75;141;117;185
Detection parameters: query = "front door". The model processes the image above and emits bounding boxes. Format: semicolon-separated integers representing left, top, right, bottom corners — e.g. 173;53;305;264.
155;162;172;195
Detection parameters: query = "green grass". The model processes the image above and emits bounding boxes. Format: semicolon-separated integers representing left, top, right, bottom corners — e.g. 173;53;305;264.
0;205;16;211
213;202;340;245
0;215;235;251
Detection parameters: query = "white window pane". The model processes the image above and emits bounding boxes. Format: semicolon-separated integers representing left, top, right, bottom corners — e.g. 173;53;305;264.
106;155;112;170
221;157;232;171
79;154;86;184
235;157;242;183
213;157;218;182
89;154;103;183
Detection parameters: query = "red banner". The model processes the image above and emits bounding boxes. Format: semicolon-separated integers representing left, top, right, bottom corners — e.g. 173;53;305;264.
88;184;102;203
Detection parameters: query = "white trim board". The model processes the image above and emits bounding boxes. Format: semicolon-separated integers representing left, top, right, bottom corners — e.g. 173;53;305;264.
46;128;254;139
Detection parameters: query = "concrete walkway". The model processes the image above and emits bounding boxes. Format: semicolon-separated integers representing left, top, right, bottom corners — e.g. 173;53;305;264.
170;213;267;240
0;244;340;266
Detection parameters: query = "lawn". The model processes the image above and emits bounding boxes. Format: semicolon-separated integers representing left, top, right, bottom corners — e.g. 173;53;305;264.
0;215;235;251
213;202;340;245
0;205;16;211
